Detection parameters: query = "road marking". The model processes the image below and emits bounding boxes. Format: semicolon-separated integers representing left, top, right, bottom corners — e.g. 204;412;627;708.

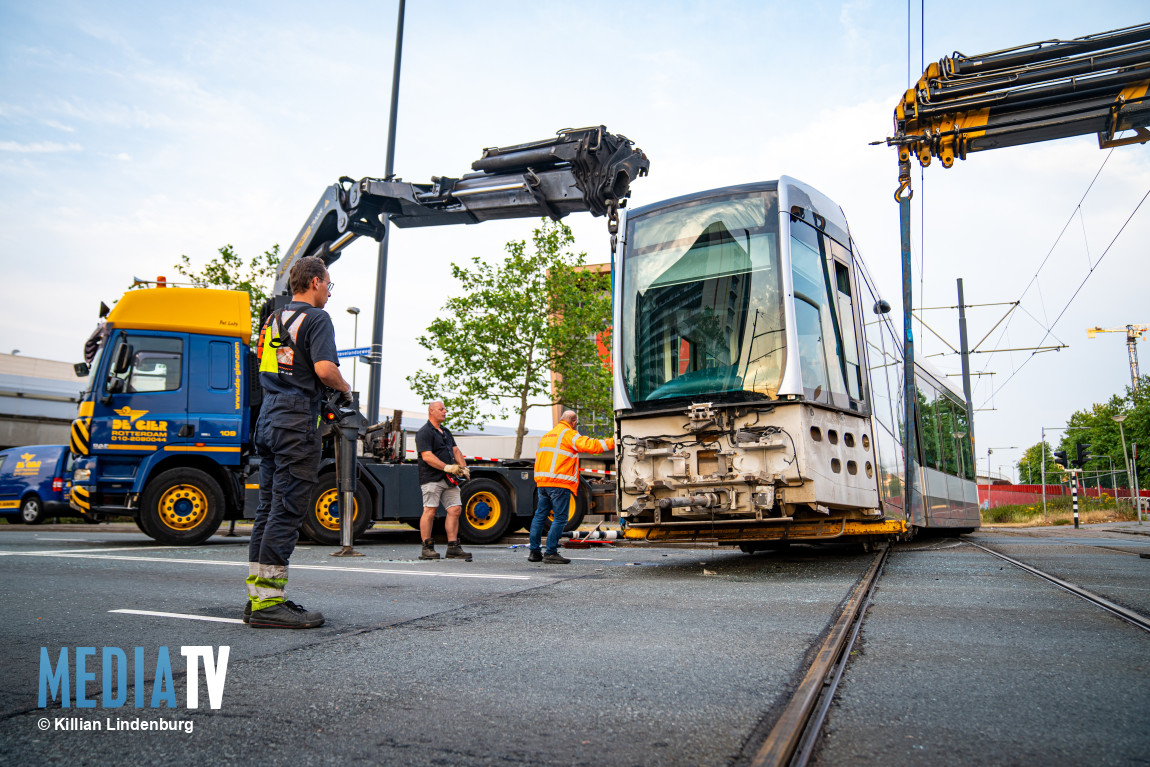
109;609;245;625
5;550;533;580
0;545;183;556
567;556;614;561
34;536;108;542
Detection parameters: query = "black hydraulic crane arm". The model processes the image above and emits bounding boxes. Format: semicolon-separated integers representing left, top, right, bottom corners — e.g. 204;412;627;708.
272;126;649;294
880;22;1150;197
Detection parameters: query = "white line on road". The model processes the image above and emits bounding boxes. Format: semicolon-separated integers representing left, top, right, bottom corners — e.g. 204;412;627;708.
0;545;183;556
109;609;245;625
6;550;533;580
35;536;108;542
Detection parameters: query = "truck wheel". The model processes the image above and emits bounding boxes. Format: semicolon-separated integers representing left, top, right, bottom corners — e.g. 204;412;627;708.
20;495;45;525
140;468;225;545
545;481;590;533
301;475;371;546
459;479;514;545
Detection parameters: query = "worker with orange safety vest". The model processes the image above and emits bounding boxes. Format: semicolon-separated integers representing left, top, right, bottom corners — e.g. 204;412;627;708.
528;410;614;564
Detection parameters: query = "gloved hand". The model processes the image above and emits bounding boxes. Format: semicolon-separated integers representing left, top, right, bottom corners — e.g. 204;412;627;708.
459;465;471;481
336;390;354;408
444;463;464;477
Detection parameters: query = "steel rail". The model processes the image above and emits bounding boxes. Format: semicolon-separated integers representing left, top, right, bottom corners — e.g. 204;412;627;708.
965;540;1150;634
748;545;889;767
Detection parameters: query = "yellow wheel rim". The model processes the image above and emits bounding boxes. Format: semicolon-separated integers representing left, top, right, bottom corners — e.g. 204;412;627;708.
465;491;502;531
547;494;578;526
315;488;359;531
157;484;209;531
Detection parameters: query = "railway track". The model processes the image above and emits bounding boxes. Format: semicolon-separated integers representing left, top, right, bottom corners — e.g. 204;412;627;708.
744;545;889;767
964;540;1150;634
741;534;1150;767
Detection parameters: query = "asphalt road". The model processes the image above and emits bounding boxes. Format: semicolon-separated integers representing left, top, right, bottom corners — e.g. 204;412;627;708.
1;523;1148;765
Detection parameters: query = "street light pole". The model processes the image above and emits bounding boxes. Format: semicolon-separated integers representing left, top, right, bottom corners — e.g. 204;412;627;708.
1114;415;1133;518
985;447;1018;510
347;306;360;394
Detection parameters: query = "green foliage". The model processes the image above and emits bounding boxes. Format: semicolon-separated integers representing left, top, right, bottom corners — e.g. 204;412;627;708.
1016;441;1063;484
407;219;612;457
1056;375;1150;491
170;244;280;339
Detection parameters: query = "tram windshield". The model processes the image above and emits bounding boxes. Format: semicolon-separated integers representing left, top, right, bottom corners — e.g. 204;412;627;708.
621;191;784;404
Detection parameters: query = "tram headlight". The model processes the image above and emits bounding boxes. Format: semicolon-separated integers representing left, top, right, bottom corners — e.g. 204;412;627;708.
73;468;91;482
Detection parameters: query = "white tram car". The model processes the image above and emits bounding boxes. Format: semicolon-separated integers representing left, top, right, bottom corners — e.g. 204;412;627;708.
613;178;979;547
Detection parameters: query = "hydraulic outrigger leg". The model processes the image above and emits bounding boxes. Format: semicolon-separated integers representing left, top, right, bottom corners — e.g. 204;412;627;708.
322;391;368;557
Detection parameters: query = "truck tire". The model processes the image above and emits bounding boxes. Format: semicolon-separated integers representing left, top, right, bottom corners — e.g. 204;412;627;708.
301;475;371;546
459;479;515;545
140;468;225;545
20;495;45;525
541;480;591;534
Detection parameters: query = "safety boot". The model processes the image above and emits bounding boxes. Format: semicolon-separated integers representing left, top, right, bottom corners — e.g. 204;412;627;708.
249;600;324;629
420;539;440;560
445;540;472;561
543;552;571;564
243;601;251;623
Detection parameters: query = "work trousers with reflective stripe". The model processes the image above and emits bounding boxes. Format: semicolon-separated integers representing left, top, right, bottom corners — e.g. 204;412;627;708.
530;486;571;555
247;392;320;609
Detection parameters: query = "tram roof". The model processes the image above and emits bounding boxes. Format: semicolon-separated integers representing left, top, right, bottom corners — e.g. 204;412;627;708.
627;177;851;246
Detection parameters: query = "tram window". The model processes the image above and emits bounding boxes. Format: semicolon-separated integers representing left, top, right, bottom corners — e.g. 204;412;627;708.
791;228;848;403
859;271;897;435
915;375;943;470
795;299;830;400
833;259;862;401
939;397;959;475
954;403;974;480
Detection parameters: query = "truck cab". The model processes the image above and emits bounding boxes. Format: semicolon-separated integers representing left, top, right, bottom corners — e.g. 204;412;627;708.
70;287;254;544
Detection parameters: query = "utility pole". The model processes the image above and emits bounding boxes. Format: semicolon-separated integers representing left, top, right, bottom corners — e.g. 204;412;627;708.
366;0;406;425
957;279;976;481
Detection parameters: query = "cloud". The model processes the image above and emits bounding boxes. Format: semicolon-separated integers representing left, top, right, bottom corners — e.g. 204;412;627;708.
0;141;82;153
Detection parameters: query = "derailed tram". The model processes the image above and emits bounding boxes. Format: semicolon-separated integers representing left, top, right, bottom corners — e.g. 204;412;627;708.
612;178;979;549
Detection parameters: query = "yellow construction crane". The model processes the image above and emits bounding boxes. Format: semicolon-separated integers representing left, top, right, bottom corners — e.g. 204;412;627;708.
1087;324;1148;391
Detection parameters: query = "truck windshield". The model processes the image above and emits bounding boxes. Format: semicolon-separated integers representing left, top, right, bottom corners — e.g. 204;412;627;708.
81;340;107;397
621;191;784;405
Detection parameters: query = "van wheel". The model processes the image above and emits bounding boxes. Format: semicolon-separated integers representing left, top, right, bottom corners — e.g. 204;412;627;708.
140;468;225;545
459;479;514;545
301;475;371;546
20;495;45;525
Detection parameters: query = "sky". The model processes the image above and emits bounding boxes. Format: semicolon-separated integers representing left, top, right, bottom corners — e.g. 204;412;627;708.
1;0;1147;476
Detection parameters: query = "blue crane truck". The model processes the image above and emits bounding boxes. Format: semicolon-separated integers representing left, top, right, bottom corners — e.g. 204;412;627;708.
67;127;646;545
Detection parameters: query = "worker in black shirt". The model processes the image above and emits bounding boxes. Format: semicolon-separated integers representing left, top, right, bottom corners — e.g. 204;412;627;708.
415;400;472;561
246;255;351;629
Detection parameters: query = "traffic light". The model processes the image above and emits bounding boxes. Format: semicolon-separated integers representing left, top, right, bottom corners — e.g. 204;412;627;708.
1073;442;1092;468
1053;449;1069;469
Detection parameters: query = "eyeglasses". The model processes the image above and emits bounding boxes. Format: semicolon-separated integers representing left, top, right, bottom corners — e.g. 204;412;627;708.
316;278;334;293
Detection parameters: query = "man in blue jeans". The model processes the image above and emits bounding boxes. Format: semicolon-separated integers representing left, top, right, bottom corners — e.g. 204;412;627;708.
529;410;614;564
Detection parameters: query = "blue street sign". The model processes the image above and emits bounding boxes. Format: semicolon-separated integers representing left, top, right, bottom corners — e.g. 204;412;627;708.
338;347;372;358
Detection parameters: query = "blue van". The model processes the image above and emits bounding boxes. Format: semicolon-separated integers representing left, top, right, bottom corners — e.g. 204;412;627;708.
0;445;72;524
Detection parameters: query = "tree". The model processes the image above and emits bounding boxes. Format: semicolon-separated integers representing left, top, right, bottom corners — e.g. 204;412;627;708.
1057;375;1150;493
170;244;280;341
1016;441;1062;485
407;219;612;457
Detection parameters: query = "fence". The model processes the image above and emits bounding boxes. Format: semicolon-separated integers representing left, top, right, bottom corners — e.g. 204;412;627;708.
977;483;1150;508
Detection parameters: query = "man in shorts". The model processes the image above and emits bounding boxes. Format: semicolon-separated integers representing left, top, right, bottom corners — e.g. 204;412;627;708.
416;400;472;561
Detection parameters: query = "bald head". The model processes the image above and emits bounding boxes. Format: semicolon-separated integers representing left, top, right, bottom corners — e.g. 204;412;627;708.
559;410;578;427
428;400;446;427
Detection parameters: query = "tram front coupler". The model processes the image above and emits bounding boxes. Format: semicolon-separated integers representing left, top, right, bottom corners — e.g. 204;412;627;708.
320;390;368;557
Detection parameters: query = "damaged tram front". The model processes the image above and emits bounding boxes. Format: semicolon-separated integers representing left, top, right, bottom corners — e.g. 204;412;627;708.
613;177;976;548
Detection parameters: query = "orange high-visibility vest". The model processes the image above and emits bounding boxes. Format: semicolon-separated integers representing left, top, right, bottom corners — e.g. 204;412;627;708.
533;422;614;492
